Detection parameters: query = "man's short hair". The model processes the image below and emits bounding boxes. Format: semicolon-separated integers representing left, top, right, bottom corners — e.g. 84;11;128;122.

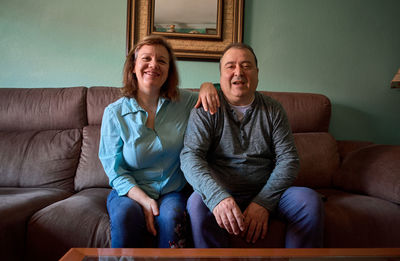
219;43;258;71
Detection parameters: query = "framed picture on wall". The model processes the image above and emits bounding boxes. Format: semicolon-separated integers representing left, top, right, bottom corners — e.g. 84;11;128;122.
126;0;244;60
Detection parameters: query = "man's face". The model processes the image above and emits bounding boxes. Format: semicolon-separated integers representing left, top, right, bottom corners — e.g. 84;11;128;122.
220;48;259;106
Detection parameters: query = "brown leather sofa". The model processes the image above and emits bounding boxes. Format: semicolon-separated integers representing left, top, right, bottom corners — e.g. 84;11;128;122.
0;86;399;261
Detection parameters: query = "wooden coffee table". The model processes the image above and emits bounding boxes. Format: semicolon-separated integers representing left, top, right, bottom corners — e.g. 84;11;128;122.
60;248;400;261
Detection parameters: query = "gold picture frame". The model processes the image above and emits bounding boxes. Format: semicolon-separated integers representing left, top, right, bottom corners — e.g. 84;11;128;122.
150;0;223;41
126;0;244;60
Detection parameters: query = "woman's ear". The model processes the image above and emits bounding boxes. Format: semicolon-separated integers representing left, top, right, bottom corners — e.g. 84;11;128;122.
131;65;136;78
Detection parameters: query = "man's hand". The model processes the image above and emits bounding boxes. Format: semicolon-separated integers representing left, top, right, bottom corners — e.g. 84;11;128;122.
241;202;269;243
195;82;220;114
212;197;244;235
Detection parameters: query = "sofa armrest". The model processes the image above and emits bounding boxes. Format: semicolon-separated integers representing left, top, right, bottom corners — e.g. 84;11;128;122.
333;144;400;204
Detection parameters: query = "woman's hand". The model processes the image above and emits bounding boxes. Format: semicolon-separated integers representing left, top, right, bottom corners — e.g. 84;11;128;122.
195;82;220;115
127;186;159;236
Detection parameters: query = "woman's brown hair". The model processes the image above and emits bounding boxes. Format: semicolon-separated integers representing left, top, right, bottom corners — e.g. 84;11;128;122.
121;35;179;101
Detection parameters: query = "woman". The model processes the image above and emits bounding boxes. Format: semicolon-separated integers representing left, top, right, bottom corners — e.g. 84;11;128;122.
99;35;218;248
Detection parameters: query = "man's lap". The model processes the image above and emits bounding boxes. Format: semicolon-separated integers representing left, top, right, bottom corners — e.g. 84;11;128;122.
186;187;322;247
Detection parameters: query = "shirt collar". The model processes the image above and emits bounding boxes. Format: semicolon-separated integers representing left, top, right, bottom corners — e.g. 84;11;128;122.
121;96;169;116
220;90;258;109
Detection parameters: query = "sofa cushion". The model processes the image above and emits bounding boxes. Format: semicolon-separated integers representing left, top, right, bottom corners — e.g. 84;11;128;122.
75;126;109;191
264;91;331;133
0;129;82;192
293;132;340;188
333;144;400;204
26;188;110;261
0;187;72;261
0;87;87;131
87;86;121;125
318;188;400;247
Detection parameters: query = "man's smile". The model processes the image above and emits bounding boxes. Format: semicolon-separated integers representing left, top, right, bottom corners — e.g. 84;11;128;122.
232;77;247;86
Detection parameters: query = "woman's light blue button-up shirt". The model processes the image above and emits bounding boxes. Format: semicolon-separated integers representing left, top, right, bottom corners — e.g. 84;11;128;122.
99;90;198;199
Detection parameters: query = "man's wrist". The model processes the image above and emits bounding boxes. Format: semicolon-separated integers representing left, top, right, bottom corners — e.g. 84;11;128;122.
208;192;231;212
251;198;273;213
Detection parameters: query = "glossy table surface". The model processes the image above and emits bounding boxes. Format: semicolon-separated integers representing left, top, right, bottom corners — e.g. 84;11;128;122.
60;248;400;261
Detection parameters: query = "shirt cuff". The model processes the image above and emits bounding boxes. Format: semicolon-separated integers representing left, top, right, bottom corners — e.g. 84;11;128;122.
204;190;231;212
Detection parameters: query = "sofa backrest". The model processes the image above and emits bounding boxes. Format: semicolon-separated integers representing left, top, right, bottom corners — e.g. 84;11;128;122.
293;132;340;188
0;86;339;192
0;87;87;192
262;91;331;133
0;87;87;131
75;87;121;191
261;91;339;188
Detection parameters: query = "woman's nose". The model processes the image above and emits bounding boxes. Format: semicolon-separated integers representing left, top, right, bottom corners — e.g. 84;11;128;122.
149;59;159;68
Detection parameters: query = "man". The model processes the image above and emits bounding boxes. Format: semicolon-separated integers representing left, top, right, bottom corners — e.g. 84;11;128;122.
180;43;324;248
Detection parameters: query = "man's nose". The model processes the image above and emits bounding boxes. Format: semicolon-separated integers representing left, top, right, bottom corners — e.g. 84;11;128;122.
234;65;243;76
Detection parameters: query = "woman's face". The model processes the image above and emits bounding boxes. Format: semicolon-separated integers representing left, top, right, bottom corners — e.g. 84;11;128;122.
133;44;170;95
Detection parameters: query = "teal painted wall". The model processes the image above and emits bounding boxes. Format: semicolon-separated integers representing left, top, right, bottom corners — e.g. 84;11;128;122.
0;0;126;87
1;0;399;144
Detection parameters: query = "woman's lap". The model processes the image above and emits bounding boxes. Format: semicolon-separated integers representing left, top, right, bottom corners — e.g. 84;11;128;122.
107;189;189;248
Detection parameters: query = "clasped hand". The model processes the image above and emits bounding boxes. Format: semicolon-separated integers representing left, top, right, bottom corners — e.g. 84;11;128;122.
212;197;269;244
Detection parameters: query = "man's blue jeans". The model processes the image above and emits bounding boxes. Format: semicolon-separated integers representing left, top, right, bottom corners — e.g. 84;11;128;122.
187;186;324;248
107;189;188;248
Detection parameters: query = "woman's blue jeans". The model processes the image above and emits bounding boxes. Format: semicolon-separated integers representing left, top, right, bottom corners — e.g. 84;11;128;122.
107;189;188;248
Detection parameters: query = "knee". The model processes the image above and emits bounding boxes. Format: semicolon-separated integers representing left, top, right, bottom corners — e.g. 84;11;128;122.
281;187;324;226
187;193;214;227
159;193;186;222
161;205;186;223
108;198;143;225
286;187;323;212
187;192;205;213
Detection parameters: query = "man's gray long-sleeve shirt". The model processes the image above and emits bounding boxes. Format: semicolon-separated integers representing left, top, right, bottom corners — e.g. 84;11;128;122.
180;90;299;212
